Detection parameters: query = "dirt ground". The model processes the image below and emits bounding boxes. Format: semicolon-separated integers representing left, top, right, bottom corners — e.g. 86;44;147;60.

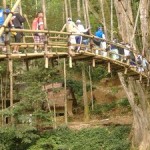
56;77;132;130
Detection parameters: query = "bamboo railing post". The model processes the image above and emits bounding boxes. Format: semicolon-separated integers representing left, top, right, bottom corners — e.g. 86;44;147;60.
64;58;68;125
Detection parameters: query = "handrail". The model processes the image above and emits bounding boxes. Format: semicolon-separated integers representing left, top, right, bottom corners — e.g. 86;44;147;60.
5;28;137;54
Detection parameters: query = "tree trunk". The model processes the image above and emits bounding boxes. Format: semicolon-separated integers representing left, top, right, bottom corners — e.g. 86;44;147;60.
68;0;72;18
82;0;88;28
64;0;68;21
114;0;136;49
139;0;149;56
77;0;81;18
99;0;107;38
118;72;150;150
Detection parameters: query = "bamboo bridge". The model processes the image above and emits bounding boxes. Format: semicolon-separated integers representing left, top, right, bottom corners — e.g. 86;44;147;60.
0;28;149;83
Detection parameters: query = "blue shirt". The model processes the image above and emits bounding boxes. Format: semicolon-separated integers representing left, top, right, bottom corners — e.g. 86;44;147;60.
0;9;4;25
95;29;103;38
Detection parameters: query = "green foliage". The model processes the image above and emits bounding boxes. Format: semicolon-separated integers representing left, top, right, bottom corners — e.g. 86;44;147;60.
0;125;39;150
91;102;116;115
117;98;130;107
91;66;108;82
29;126;131;150
91;98;130;115
67;79;83;101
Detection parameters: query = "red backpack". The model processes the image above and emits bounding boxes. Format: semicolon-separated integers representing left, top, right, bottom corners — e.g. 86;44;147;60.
32;17;39;30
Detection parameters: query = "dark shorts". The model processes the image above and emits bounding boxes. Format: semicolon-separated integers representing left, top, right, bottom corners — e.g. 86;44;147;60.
14;32;22;43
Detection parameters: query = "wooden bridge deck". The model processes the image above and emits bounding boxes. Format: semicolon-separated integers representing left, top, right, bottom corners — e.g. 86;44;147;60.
0;50;148;83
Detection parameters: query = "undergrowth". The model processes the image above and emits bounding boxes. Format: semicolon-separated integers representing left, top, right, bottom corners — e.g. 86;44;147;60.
28;126;131;150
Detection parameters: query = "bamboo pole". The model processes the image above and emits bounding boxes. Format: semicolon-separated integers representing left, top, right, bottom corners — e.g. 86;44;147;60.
1;76;3;126
9;59;13;124
42;0;49;68
82;63;89;122
68;0;72;19
99;0;107;38
131;1;140;44
41;0;47;29
108;62;111;73
110;0;113;41
82;0;88;28
77;0;81;18
92;59;95;67
52;84;57;129
69;55;72;68
88;66;94;110
3;0;6;10
19;1;26;43
64;0;68;21
35;0;38;13
64;58;68;125
0;0;21;36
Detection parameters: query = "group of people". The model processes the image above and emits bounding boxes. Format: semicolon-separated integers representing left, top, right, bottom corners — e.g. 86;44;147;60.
61;17;149;73
0;5;46;53
0;6;149;73
94;35;149;73
61;17;90;53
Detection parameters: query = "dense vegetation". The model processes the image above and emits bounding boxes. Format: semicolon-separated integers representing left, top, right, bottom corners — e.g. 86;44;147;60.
0;125;131;150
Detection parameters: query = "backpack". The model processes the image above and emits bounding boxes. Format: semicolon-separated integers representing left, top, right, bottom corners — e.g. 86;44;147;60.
0;9;4;25
32;18;39;30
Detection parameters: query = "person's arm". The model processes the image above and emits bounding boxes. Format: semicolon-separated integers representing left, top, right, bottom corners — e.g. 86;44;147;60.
60;24;66;32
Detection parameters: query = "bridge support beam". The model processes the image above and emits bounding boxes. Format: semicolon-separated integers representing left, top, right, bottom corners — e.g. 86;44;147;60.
118;72;150;150
92;59;95;67
108;62;111;73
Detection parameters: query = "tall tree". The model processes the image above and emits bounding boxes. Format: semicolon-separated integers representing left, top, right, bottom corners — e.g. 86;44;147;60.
118;73;150;150
139;0;149;56
114;0;136;49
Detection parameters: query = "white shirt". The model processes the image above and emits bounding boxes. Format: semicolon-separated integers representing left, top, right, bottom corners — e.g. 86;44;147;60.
77;24;88;33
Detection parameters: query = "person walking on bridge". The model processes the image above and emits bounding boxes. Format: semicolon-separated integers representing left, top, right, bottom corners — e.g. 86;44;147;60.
61;18;79;56
32;11;45;53
75;19;90;52
10;7;25;53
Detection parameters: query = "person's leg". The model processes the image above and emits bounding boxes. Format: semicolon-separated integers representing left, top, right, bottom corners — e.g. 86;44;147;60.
34;36;40;52
13;33;22;53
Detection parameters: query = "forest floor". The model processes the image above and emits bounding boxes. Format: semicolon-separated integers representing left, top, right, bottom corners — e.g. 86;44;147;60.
56;77;132;130
68;115;132;130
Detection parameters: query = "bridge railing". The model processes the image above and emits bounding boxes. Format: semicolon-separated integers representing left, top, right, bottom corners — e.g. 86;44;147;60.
0;28;149;76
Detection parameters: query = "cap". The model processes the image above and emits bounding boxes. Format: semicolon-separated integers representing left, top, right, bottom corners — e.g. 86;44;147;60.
76;19;81;23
